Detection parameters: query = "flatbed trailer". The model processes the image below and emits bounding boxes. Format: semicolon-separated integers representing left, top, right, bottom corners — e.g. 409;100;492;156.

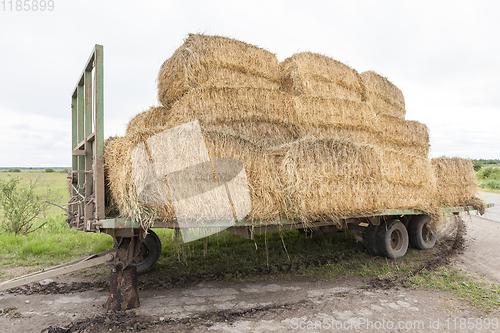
0;45;494;310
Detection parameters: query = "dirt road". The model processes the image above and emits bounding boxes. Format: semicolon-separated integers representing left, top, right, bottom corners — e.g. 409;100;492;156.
1;194;499;332
481;192;500;224
0;278;493;333
455;192;500;283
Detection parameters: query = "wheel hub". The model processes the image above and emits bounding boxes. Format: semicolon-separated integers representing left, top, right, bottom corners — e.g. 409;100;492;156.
422;224;433;243
390;229;404;252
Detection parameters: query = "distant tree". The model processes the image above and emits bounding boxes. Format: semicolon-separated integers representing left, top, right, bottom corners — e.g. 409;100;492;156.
472;160;483;172
44;168;55;173
477;159;500;165
7;168;21;173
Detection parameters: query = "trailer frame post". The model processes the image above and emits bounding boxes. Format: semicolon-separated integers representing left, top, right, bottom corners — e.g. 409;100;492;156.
69;44;104;231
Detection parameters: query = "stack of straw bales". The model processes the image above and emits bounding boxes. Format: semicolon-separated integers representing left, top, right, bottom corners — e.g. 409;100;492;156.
108;34;299;226
127;87;298;147
104;34;481;228
279;53;429;158
280;52;379;146
149;34;298;148
105;129;286;225
278;51;437;214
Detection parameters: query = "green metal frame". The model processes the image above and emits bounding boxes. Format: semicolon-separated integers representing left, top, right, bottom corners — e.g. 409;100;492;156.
69;45;105;231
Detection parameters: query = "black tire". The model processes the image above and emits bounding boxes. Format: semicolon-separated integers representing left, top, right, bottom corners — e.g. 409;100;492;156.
130;230;162;275
364;223;380;256
408;215;437;250
401;217;411;230
376;219;408;259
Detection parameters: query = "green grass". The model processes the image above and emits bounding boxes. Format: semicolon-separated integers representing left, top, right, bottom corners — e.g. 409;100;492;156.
0;214;113;267
151;228;432;284
477;166;500;191
405;267;500;312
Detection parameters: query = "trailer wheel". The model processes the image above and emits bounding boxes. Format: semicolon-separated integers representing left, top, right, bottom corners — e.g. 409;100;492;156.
376;219;408;259
408;215;437;250
364;223;380;256
130;230;162;275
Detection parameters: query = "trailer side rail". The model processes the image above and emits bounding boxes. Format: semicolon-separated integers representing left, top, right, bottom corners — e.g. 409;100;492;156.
69;44;105;232
96;203;494;230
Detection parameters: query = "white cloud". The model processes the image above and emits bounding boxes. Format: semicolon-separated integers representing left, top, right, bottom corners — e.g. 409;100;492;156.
0;0;499;166
0;109;69;167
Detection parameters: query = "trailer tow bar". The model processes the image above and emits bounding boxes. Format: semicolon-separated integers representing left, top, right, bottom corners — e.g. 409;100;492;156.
0;249;117;292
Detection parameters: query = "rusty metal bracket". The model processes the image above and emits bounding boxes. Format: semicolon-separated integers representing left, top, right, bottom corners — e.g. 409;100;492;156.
367;216;380;226
110;229;144;270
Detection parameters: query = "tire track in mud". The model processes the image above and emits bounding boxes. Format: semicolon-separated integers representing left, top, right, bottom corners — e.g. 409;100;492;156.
40;301;306;333
5;250;361;296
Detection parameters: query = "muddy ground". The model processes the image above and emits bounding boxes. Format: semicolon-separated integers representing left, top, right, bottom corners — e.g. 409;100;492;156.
1;193;499;333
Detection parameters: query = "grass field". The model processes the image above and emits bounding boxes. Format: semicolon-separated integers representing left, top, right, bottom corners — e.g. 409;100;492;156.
0;169;499;312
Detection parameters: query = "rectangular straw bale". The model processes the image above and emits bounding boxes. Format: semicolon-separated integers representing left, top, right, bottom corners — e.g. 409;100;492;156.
272;137;384;222
431;157;480;208
166;87;296;125
361;71;406;119
298;125;380;147
280;52;367;102
158;34;280;106
367;97;406;119
104;132;177;228
377;147;435;187
293;95;378;131
104;135;146;222
202;131;285;221
128;88;298;148
105;127;185;226
125;106;171;136
375;148;436;210
378;181;435;211
377;114;430;157
104;136;129;210
202;121;299;148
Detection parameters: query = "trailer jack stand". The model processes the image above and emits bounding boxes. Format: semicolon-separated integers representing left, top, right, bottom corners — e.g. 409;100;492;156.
104;264;140;312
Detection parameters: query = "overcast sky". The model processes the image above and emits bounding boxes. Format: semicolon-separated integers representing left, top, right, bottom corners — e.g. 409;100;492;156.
0;0;498;167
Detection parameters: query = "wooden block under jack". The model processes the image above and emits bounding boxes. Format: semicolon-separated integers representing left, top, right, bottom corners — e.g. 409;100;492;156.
104;265;140;311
